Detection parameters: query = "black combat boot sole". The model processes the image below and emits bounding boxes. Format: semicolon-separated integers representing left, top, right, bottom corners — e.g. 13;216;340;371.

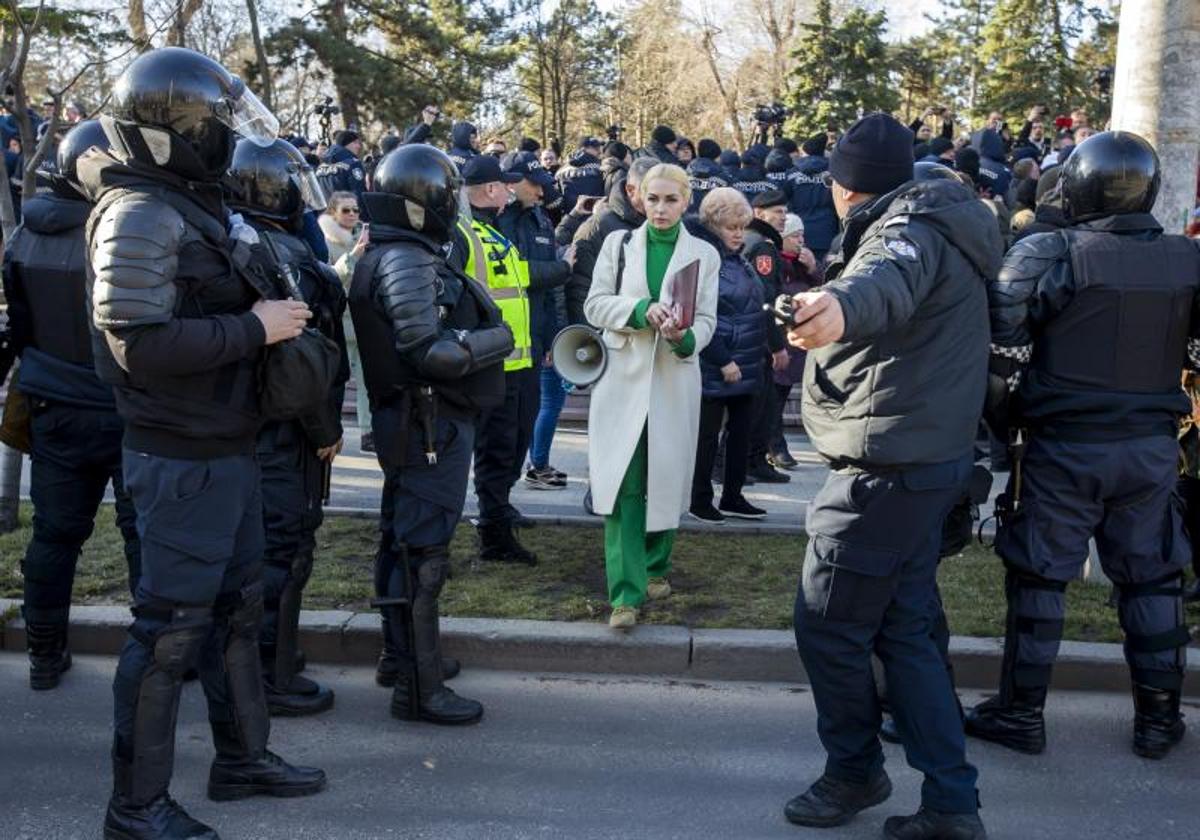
390;700;484;726
207;775;327;802
29;651;72;691
1133;724;1185;760
103;827;219;840
963;726;1045;755
784;775;893;828
266;692;335;718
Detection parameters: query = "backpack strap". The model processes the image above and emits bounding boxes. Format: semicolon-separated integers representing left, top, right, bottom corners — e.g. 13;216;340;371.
614;229;633;295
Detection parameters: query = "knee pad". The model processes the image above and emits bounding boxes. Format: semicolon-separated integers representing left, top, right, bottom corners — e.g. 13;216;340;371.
1117;573;1189;690
413;546;450;598
1005;570;1068;687
215;581;265;641
130;602;213;679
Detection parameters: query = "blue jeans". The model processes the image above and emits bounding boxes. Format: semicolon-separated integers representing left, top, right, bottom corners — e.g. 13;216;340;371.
530;362;567;470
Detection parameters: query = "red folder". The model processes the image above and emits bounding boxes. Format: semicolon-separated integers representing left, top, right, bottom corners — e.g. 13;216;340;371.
663;259;700;329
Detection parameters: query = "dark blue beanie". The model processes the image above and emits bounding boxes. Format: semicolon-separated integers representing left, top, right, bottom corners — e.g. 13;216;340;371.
828;113;914;194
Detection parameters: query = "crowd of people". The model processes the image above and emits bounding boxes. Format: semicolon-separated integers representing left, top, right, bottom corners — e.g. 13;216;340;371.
1;41;1200;840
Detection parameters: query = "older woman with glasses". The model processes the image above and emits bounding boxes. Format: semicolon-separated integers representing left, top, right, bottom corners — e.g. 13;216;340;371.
319;191;373;447
584;163;720;628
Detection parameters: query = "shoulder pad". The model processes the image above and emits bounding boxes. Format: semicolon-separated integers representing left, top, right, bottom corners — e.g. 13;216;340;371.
376;245;440;352
90;193;184;329
998;231;1068;285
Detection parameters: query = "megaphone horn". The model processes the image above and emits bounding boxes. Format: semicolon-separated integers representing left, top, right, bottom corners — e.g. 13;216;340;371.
551;324;608;387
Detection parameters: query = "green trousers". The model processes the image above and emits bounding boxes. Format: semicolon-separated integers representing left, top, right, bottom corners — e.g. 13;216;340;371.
604;428;676;608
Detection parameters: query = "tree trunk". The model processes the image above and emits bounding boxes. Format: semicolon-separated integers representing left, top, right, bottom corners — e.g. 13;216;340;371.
246;0;274;110
167;0;206;48
326;0;360;130
128;0;151;52
1110;0;1200;232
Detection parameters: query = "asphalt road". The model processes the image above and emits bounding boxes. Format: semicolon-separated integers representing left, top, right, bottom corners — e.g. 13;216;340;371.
1;653;1195;840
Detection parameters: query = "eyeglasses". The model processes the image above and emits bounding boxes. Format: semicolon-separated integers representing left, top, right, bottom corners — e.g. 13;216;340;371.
338;207;360;215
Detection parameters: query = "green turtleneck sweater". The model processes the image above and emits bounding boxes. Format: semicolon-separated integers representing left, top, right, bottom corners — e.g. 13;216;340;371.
626;222;696;358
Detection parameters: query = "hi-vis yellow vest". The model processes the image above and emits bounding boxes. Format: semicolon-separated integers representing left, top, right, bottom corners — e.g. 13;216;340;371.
458;218;533;372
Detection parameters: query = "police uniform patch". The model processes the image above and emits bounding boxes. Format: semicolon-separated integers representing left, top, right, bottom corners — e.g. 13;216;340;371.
755;254;774;276
885;238;918;260
353;168;364;181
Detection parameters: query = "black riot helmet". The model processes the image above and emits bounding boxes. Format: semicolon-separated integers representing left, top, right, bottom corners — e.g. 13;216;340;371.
913;161;959;182
104;47;278;183
1061;131;1160;222
55;119;110;192
226;138;327;230
363;144;462;244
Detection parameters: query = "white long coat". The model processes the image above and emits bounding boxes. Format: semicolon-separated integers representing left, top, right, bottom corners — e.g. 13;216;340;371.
584;223;720;532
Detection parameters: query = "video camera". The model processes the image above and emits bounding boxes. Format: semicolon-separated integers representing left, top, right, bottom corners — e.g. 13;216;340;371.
313;96;340;146
752;102;791;145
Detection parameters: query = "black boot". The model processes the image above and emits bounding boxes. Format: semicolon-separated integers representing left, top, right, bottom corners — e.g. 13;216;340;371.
105;755;219;840
883;808;988;839
376;613;459;685
390;547;483;725
478;522;537;566
1132;683;1186;759
783;771;892;827
105;609;215;839
879;717;902;744
207;587;325;801
207;722;327;801
964;685;1047;754
260;554;334;717
26;615;71;690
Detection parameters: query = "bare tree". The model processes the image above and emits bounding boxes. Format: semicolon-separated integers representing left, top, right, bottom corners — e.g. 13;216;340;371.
698;25;746;149
246;0;273;110
129;0;151;52
167;0;206;47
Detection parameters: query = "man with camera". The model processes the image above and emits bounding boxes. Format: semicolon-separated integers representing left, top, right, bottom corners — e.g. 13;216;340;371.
403;104;442;145
84;47;326;839
1014;106;1053;162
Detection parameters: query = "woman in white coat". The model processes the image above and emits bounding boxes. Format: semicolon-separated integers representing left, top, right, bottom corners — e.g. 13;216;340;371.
583;164;720;628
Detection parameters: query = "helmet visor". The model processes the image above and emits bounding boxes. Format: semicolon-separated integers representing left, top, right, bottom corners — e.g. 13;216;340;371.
220;84;279;147
295;166;327;212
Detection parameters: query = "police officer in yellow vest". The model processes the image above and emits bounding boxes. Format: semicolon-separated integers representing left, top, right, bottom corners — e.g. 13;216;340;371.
450;155;540;564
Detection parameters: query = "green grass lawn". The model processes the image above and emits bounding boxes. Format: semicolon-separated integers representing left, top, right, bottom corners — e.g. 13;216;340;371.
3;506;1197;643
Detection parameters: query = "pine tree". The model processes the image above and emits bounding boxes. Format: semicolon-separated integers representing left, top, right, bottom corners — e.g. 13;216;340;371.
926;0;995;119
977;0;1089;121
785;0;898;137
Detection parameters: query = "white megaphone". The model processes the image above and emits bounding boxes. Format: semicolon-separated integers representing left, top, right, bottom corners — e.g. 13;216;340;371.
551;324;608;387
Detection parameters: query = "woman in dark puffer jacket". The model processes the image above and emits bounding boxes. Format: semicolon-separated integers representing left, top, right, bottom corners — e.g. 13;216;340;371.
689;187;770;523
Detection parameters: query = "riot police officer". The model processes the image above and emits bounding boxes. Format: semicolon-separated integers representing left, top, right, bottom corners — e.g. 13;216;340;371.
225;137;350;717
2;120;141;691
968;131;1200;761
349;144;512;725
83;48;325;839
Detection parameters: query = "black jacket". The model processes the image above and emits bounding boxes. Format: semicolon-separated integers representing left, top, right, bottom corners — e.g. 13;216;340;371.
565;182;645;325
733;164;775;200
3;187;115;409
790;156;837;252
316;144;367;208
988;214;1200;440
498;202;571;358
803;178;1004;468
743;219;786;353
640;140;680;167
80;152;267;459
601;156;628;199
556;151;605;215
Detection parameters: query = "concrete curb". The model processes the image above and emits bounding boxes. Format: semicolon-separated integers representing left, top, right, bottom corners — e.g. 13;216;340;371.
2;598;1194;695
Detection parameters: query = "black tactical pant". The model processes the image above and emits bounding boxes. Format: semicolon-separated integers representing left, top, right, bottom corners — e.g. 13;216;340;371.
112;452;265;764
473;367;538;526
257;421;325;650
22;401;139;624
795;454;979;814
995;434;1189;692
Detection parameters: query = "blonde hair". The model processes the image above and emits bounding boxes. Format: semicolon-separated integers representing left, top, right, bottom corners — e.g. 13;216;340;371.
641;163;691;202
699;187;752;230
